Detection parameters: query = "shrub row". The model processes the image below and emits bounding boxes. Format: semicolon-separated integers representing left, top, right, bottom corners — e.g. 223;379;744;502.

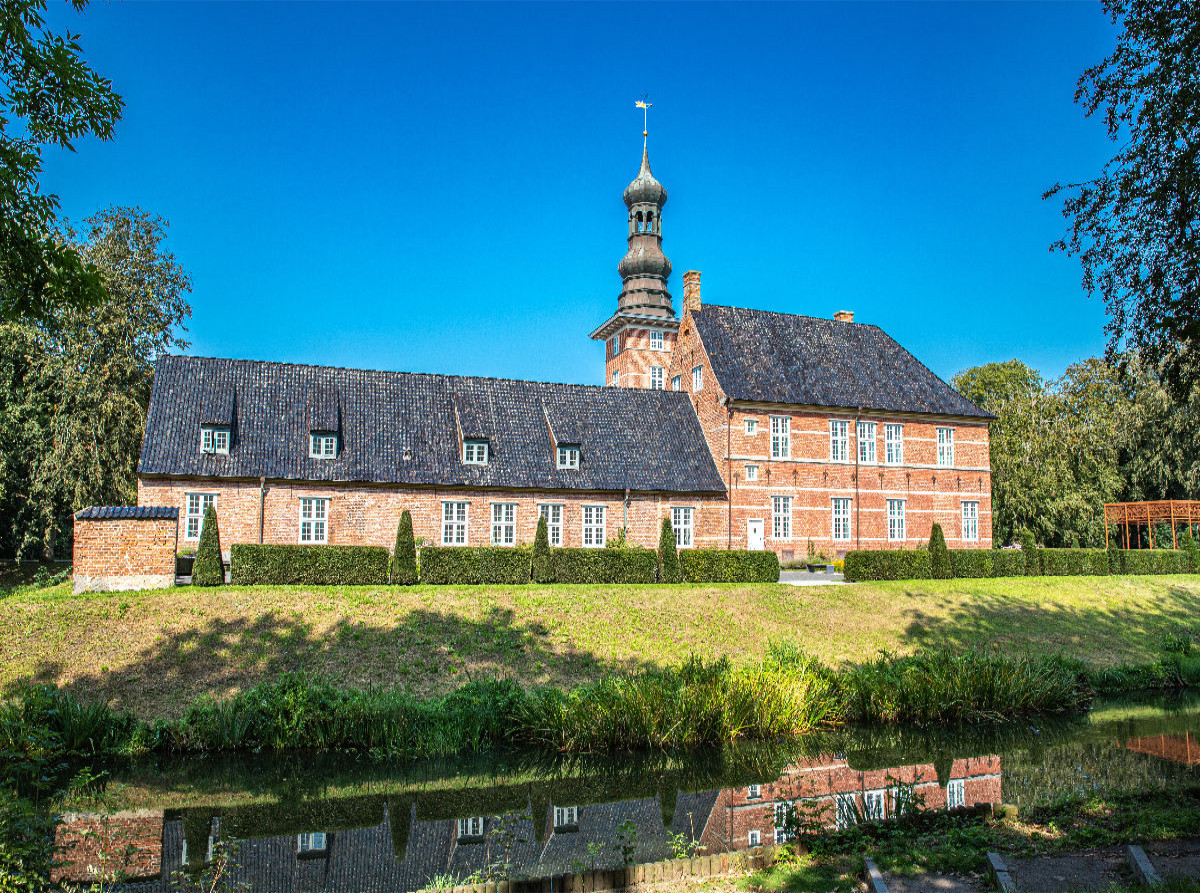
1119;549;1192;575
843;550;932;582
552;547;659;584
229;544;389;586
418;546;532;585
1038;548;1109;577
680;549;781;583
844;546;1195;582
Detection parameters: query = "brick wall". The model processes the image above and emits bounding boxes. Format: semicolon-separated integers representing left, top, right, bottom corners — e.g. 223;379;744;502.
53;811;164;883
605;325;677;390
72;515;178;593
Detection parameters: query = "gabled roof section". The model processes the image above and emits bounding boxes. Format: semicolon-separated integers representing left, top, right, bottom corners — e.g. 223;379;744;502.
140;355;727;494
691;304;993;419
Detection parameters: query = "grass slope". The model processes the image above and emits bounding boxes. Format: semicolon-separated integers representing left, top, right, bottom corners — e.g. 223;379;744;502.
1;575;1198;719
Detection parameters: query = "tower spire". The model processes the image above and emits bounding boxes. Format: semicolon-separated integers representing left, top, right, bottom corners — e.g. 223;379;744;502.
617;101;673;318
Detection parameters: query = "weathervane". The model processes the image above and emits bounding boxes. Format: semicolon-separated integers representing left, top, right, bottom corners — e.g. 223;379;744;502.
635;95;652;144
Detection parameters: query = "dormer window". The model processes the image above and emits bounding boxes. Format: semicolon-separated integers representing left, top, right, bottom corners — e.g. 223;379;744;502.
200;426;230;455
310;433;337;459
557;445;580;469
463;439;489;465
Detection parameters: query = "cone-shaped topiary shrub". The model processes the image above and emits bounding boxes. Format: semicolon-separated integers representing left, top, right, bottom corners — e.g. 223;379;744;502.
658;516;681;583
929;523;951;579
391;510;418;585
1180;527;1200;573
192;504;224;586
532;514;554;583
1018;529;1039;575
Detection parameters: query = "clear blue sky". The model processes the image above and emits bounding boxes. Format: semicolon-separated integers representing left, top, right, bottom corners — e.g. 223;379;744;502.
44;1;1117;386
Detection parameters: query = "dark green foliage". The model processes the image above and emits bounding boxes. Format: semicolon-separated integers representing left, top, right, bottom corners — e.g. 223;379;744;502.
1121;549;1190;575
928;524;951;579
1107;541;1123;574
949;549;993;579
658;517;681;583
1018;530;1040;575
1180;528;1200;572
390;511;418;585
230;544;389;586
679;549;780;583
532;515;554;584
191;505;224;586
0;789;56;893
842;550;932;582
990;549;1027;577
1039;548;1110;577
552;547;659;584
418;546;530;585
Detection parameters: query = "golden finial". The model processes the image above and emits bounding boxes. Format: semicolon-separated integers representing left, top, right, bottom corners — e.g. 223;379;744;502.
635;96;651;139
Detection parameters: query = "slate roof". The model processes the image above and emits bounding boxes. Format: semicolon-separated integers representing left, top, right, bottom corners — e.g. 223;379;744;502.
691;304;993;418
74;506;179;521
139;356;727;494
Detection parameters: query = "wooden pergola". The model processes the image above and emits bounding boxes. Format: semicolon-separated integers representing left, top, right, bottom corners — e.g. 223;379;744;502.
1104;500;1200;549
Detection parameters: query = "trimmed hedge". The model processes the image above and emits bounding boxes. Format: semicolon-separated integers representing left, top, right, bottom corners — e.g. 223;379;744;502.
552;547;658;584
948;549;993;579
192;504;224;587
230;544;389;586
929;524;952;579
1120;549;1191;575
843;550;932;582
680;549;780;583
419;546;530;585
1017;531;1039;575
991;550;1027;577
1038;548;1109;577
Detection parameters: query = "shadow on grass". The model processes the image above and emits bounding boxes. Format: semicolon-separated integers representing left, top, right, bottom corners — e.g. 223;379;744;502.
9;604;654;718
893;580;1200;664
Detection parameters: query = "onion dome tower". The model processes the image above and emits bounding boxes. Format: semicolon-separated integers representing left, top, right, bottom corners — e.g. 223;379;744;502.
617;146;674;316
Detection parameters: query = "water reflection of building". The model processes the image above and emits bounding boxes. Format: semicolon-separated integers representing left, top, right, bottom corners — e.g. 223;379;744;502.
53;755;1001;891
1125;732;1199;766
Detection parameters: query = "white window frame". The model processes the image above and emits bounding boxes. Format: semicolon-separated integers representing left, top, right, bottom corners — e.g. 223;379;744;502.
692;364;703;391
671;506;694;548
887;499;906;542
612;369;620;387
937;427;955;467
748;829;761;847
830;419;850;463
772;495;792;540
649;330;664;351
745;418;758;436
539;504;564;547
671;375;681;391
557;445;580;469
299;497;329;544
770;415;790;459
650;365;664;390
553;806;579;829
832;497;851;542
582;505;606;548
441;501;468;546
962;501;979;542
747;784;762;800
185;493;215;541
835;793;858;830
947;779;965;810
491;502;516;545
457;817;485;838
885;423;904;465
773;802;791;843
309;433;337;459
864;790;886;822
744;464;758;482
200;426;230;455
609;336;619;357
297;832;327;853
463;440;489;465
857;421;876;464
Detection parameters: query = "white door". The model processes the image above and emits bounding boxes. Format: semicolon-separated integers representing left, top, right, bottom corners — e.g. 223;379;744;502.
747;519;764;551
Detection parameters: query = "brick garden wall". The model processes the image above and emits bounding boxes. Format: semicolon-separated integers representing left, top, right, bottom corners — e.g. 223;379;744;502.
53;811;164;883
72;515;177;593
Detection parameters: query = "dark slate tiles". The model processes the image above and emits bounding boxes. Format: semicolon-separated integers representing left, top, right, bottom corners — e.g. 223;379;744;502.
74;506;179;520
692;304;993;418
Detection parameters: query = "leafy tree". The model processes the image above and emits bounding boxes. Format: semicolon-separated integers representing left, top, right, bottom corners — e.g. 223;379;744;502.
658;516;680;583
1046;0;1200;396
928;523;951;579
391;510;417;584
191;504;223;586
532;514;554;583
1;0;124;322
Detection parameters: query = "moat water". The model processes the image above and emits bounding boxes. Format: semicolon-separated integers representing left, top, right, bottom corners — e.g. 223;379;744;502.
52;692;1200;891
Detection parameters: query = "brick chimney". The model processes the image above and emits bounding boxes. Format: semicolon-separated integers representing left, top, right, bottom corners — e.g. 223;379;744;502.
834;310;854;323
683;270;702;313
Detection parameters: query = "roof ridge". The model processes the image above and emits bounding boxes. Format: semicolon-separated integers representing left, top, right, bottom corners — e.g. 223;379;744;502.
701;303;875;327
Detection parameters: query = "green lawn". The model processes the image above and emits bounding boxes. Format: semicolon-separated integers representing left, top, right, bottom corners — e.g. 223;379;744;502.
2;574;1198;719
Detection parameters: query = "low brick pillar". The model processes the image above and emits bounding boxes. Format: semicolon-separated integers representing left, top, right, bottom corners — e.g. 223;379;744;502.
72;506;179;593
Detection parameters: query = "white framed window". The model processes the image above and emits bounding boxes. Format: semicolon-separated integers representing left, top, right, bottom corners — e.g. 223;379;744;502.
553;806;579;828
299;498;329;544
582;505;606;547
200;426;230;455
649;330;664;351
890;785;913;816
671;375;681;391
885;423;904;465
745;418;758;436
463;440;488;465
650;366;664;390
748;829;761;847
297;832;327;853
692;365;703;391
835;793;858;830
491;502;516;545
557;445;580;469
773;803;791;843
745;464;758;481
937;427;955;467
609;336;619;357
772;495;792;540
832;498;851;542
770;415;790;459
887;499;906;542
671;506;694;548
612;370;620;387
747;784;762;800
457;817;485;838
442;501;468;545
864;790;886;822
830;419;850;463
857;421;876;464
539;504;563;546
947;779;965;810
185;493;215;541
962;501;979;542
309;433;337;459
